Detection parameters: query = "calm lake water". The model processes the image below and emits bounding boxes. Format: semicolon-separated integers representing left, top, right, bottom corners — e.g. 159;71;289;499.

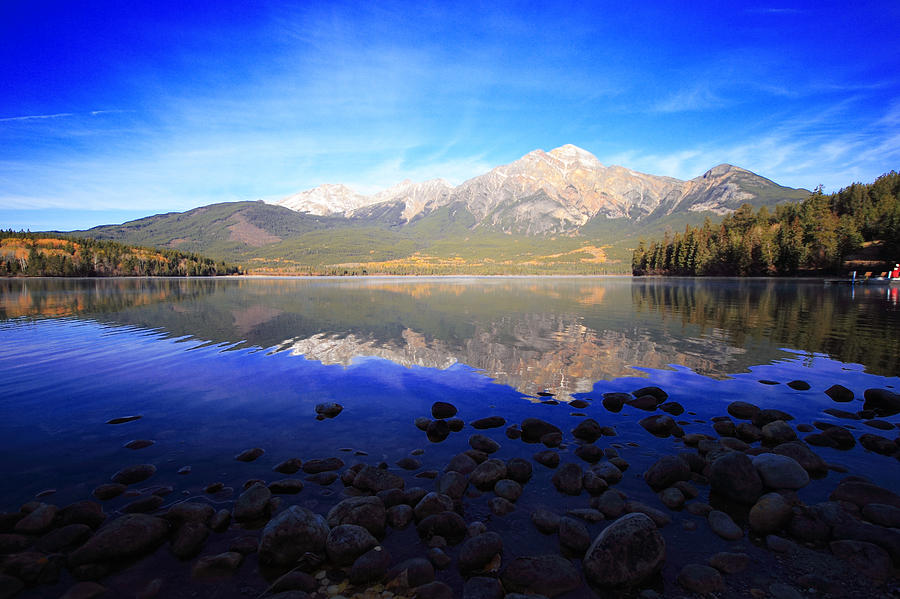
1;276;898;597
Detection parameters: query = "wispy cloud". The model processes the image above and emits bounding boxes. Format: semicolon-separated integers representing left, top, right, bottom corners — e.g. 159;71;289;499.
0;110;131;124
746;8;805;15
0;113;73;123
601;100;900;191
653;84;728;113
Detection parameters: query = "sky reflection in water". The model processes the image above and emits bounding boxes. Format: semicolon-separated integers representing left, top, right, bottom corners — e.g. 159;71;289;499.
0;276;898;510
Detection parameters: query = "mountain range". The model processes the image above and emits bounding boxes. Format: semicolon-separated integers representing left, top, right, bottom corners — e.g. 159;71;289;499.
76;145;809;273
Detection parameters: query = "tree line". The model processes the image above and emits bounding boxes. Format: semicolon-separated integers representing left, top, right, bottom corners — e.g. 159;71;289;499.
632;171;900;276
0;231;242;277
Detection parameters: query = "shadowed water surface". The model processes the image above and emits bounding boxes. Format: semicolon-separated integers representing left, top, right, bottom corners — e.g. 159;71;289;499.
0;276;898;597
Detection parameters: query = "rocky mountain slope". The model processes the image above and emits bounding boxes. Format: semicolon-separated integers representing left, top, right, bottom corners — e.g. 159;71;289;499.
75;144;809;273
272;145;806;235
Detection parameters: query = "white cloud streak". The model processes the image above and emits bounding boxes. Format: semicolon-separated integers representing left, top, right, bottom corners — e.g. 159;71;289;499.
0;113;73;123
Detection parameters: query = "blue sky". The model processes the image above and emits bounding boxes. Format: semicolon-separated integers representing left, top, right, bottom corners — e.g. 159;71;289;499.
2;1;899;230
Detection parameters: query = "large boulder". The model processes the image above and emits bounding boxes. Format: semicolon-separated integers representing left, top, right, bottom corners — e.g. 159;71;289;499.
431;402;458;419
413;493;454;522
233;483;271;522
643;455;690;491
349;545;392;585
863;388;900;416
677;564;724;594
708;510;742;540
709;452;763;504
638;415;676;437
830;479;900;510
325;524;378;566
552;463;583;495
458;532;503;573
416;511;467;544
558;517;591;554
501;555;580;597
572;419;604;442
68;514;169;566
752;454;809;490
437;471;469;501
772;442;828;477
583;513;665;588
761;420;797;445
258;506;329;567
520;419;562;443
327;496;387;537
749;493;793;534
727;401;760;420
352;465;404;493
470;459;507;490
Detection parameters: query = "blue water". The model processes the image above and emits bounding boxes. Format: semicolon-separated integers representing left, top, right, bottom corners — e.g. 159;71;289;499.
1;276;898;597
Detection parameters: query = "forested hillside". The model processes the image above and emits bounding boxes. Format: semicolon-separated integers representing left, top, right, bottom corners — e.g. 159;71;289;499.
0;231;241;277
632;172;900;276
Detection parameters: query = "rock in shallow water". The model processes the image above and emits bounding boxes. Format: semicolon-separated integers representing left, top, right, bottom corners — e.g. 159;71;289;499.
531;508;561;534
191;551;243;579
416;511;467;544
708;551;750;574
414;492;454;522
68;514;169;566
752;453;810;489
315;402;343;418
533;450;559;469
431;401;458;419
14;503;57;535
677;563;724;593
325;523;377;566
520;418;561;443
583;513;665;588
426;419;451;442
552;463;583;495
124;439;154;450
59;581;108;599
863;388;900;416
709;452;762;504
352;465;404;493
501;555;581;597
463;576;504;599
458;531;503;573
472;416;506;429
727;401;760;420
111;464;156;485
258;505;329;567
302;457;344;474
825;384;854;402
470;459;507;490
558;517;590;554
469;434;500;454
638;414;676;437
708;510;742;540
494;479;523;502
829;539;892;582
643;455;690;491
350;545;392;585
35;523;92;552
327;496;386;537
506;457;533;483
234;447;264;462
170;521;210;560
233;483;271;522
749;492;792;534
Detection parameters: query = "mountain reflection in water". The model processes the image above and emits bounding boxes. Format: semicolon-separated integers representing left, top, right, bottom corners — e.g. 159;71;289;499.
1;277;897;399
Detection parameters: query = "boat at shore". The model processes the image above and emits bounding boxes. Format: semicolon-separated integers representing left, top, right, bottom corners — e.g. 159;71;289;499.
825;263;900;285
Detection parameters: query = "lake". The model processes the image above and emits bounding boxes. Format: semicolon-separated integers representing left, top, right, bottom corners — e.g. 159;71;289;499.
1;276;898;598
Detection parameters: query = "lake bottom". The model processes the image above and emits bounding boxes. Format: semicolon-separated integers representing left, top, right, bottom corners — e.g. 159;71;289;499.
1;319;899;598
